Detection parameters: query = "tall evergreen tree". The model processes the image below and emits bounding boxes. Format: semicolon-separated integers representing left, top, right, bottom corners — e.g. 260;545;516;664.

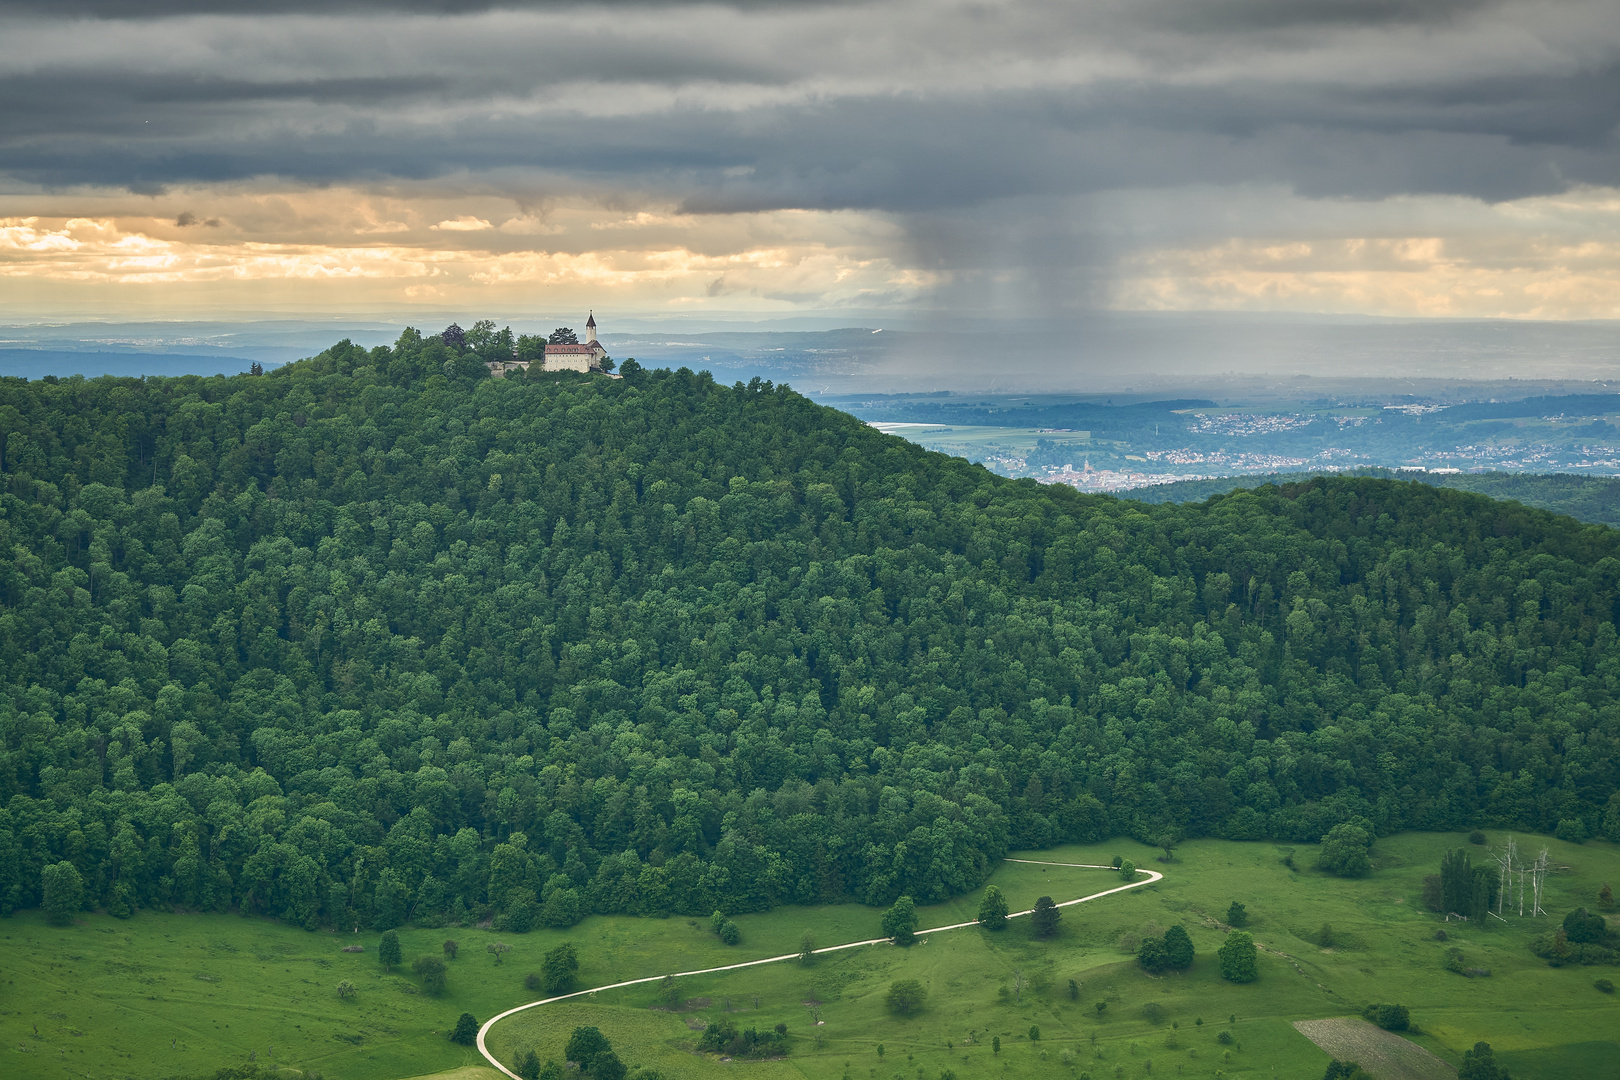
1030;895;1060;938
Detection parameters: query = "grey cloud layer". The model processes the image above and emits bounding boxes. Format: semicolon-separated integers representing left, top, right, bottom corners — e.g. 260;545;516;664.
3;0;1615;208
4;0;1620;317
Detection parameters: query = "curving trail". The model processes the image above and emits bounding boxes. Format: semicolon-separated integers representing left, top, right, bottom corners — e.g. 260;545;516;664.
476;860;1163;1078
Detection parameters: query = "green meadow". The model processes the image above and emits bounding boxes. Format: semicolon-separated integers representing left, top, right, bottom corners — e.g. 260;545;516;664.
3;832;1617;1080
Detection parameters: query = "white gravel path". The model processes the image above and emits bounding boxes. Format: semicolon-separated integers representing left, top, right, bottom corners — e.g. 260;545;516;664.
477;859;1163;1078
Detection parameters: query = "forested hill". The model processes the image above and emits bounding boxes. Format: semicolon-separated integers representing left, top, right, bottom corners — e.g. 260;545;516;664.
1;333;1618;933
1123;469;1620;527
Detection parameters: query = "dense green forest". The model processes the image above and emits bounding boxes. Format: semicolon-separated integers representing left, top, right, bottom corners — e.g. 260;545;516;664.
1123;469;1620;526
2;331;1619;937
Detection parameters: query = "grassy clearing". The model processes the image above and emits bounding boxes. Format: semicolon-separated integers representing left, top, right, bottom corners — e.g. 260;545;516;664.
2;832;1617;1080
1293;1018;1454;1080
396;1070;504;1080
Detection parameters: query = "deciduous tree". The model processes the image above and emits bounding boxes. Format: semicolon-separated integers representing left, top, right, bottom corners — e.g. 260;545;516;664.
542;943;579;993
413;955;448;995
882;896;918;946
1218;931;1258;983
42;862;83;926
977;885;1008;930
885;979;927;1015
378;930;401;971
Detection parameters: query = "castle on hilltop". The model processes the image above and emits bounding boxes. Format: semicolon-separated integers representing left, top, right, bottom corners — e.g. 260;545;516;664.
485;312;611;377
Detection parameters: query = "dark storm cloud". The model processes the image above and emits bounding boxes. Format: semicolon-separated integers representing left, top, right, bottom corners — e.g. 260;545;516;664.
2;0;1617;214
1130;0;1502;33
0;0;838;13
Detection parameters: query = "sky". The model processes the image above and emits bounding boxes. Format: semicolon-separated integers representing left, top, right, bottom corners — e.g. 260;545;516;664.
3;0;1620;321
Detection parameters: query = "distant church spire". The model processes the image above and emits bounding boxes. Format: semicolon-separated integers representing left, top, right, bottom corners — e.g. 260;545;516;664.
585;311;597;344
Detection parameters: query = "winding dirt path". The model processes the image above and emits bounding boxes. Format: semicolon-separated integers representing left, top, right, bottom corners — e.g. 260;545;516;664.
476;859;1163;1078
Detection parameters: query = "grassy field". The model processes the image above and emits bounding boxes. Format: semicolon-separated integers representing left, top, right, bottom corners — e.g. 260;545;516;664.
2;832;1617;1080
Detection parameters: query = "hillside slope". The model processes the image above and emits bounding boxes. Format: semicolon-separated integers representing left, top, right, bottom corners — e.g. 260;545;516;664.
1;332;1617;933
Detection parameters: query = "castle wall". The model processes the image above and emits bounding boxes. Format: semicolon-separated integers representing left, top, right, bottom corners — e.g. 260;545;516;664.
544;353;595;373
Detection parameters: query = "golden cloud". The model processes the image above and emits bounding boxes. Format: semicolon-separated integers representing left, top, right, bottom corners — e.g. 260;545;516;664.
1111;187;1620;320
0;189;930;314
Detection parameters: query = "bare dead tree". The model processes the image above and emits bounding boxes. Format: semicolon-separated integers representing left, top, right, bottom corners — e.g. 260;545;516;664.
1493;836;1518;918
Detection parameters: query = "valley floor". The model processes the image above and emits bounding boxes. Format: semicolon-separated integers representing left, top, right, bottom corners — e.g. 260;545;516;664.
2;832;1617;1080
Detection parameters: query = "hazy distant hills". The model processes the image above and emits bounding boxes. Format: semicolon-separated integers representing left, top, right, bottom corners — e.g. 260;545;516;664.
0;349;261;380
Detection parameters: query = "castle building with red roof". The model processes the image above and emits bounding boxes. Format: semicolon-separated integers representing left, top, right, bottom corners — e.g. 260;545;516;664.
485;312;611;377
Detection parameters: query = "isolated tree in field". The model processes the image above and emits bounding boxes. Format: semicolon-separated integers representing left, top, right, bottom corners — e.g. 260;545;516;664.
1218;931;1258;983
1599;883;1614;910
1318;923;1336;947
1119;860;1136;881
883;896;918;946
718;920;741;945
710;910;727;935
799;931;816;965
450;1012;479;1045
1157;834;1178;862
1317;820;1373;878
1163;925;1195;969
1031;895;1060;938
886;978;927;1015
443;939;459;960
978;885;1009;929
413;955;448;995
1068;978;1079;1000
992;1036;1001;1054
542;942;579;993
515;1048;542;1080
335;980;356;999
42;861;84;926
1225;901;1248;927
487;941;512;964
565;1026;611;1070
1457;1041;1508;1080
1137;935;1168;974
378;929;402;971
